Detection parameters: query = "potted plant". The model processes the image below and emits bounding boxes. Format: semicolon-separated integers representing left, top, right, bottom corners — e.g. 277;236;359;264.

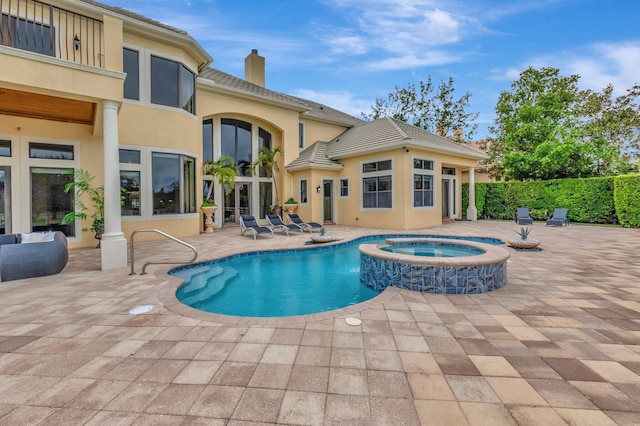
283;196;298;214
202;155;237;233
61;168;105;248
251;145;283;216
311;226;334;244
507;226;540;249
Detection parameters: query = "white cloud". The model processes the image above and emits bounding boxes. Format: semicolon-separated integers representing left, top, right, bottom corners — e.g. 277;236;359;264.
486;40;640;94
364;52;461;71
291;89;372;118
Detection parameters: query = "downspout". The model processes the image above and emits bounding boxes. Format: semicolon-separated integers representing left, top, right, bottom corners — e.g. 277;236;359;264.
283;168;294;199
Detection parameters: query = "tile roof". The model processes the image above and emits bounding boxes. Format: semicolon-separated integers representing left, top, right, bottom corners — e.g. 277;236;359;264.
199;68;307;108
285;142;343;171
200;69;363;127
80;0;189;35
325;117;489;160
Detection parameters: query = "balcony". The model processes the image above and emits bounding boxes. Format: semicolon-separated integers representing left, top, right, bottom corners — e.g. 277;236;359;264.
0;0;103;67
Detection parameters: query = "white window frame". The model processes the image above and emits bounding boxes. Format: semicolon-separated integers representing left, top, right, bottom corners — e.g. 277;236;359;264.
123;43;197;117
339;177;349;198
360;157;394;211
413;156;436;210
298;122;305;150
21;137;81;240
119;144;198;221
299;178;309;205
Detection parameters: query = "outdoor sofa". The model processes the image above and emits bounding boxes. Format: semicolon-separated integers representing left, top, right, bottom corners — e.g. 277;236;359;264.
0;231;68;281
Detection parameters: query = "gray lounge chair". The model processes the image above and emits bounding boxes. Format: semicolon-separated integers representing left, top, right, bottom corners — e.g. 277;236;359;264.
288;213;323;233
516;208;533;225
266;214;304;235
546;208;569;227
240;215;274;239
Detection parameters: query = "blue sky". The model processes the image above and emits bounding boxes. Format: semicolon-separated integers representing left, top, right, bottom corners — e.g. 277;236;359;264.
108;0;640;140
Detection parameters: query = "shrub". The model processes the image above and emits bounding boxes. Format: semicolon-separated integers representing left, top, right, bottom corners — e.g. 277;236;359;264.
614;174;640;227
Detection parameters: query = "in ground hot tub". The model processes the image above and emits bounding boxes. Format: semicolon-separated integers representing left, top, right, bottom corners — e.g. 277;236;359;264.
359;238;510;294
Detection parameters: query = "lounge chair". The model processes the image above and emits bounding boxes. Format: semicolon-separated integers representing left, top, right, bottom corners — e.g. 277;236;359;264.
546;208;569;227
288;213;323;233
266;214;304;235
239;215;274;239
516;208;533;225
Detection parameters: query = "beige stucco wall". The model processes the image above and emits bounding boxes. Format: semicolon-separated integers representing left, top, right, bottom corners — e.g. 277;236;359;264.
289;148;480;230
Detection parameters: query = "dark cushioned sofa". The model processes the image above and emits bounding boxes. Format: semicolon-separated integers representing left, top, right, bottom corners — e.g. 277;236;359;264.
0;231;69;282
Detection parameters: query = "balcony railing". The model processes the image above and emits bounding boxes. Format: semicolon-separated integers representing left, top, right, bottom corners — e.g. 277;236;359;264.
0;0;103;67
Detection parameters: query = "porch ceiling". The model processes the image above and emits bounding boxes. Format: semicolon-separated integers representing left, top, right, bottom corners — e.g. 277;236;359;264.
0;87;95;125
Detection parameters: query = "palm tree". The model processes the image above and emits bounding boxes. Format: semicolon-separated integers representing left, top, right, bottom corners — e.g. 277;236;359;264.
202;155;237;204
61;168;105;246
251;146;283;207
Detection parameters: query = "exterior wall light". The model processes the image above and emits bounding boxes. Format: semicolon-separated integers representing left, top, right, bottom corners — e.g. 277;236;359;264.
74;35;80;51
316;185;321;193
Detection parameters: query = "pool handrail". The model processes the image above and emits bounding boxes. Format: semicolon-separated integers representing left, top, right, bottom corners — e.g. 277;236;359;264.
129;228;198;275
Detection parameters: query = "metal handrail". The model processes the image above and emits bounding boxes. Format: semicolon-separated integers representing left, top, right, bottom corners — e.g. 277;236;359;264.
129;229;198;275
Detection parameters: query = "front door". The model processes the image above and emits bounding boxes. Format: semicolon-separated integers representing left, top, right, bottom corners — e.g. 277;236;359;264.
442;178;456;219
323;180;333;223
224;182;251;224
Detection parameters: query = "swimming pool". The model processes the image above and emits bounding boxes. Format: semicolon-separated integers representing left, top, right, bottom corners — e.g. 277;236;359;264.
171;234;504;317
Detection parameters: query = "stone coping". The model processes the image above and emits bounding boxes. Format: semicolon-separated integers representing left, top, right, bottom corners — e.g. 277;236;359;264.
359;237;511;267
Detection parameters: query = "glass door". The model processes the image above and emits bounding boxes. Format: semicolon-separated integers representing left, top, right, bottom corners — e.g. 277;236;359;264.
30;167;75;236
224;182;252;224
442;179;450;218
0;166;10;234
323;180;333;222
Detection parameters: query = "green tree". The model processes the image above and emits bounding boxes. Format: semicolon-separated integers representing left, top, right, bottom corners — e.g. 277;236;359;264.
61;169;105;244
488;67;640;180
251;146;282;206
363;76;479;141
202;155;237;205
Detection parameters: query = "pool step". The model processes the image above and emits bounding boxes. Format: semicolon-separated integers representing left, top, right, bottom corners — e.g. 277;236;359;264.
176;266;238;305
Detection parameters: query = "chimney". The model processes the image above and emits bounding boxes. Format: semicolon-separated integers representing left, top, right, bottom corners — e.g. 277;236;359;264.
245;49;265;87
453;128;464;142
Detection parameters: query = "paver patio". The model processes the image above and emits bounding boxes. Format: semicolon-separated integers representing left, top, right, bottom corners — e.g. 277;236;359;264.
0;220;639;425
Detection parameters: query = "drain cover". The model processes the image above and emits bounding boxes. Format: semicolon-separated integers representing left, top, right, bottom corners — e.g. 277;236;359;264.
129;305;154;315
345;317;362;326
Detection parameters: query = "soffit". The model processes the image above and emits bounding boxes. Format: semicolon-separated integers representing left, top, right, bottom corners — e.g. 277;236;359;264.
0;87;95;125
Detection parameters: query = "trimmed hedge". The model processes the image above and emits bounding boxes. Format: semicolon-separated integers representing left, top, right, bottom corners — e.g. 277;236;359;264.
614;174;640;228
462;174;639;227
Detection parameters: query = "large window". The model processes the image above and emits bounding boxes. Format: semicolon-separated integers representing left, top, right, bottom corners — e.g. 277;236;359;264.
123;48;140;101
414;158;435;208
150;55;195;113
258;128;272;177
414;175;434;207
202;119;213;163
221;119;252;176
362;160;392;209
0;14;52;56
152;152;196;215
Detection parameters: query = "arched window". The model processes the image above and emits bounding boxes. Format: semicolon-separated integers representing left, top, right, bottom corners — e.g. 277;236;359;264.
221;118;252;176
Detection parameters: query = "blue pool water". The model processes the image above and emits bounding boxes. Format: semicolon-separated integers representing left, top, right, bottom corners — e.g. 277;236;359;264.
381;242;484;257
171;234;503;317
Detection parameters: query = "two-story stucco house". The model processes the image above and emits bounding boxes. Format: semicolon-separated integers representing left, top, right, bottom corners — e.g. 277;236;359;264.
0;0;486;270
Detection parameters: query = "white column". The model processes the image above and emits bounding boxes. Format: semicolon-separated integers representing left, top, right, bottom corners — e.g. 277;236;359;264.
466;168;478;221
100;100;127;270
